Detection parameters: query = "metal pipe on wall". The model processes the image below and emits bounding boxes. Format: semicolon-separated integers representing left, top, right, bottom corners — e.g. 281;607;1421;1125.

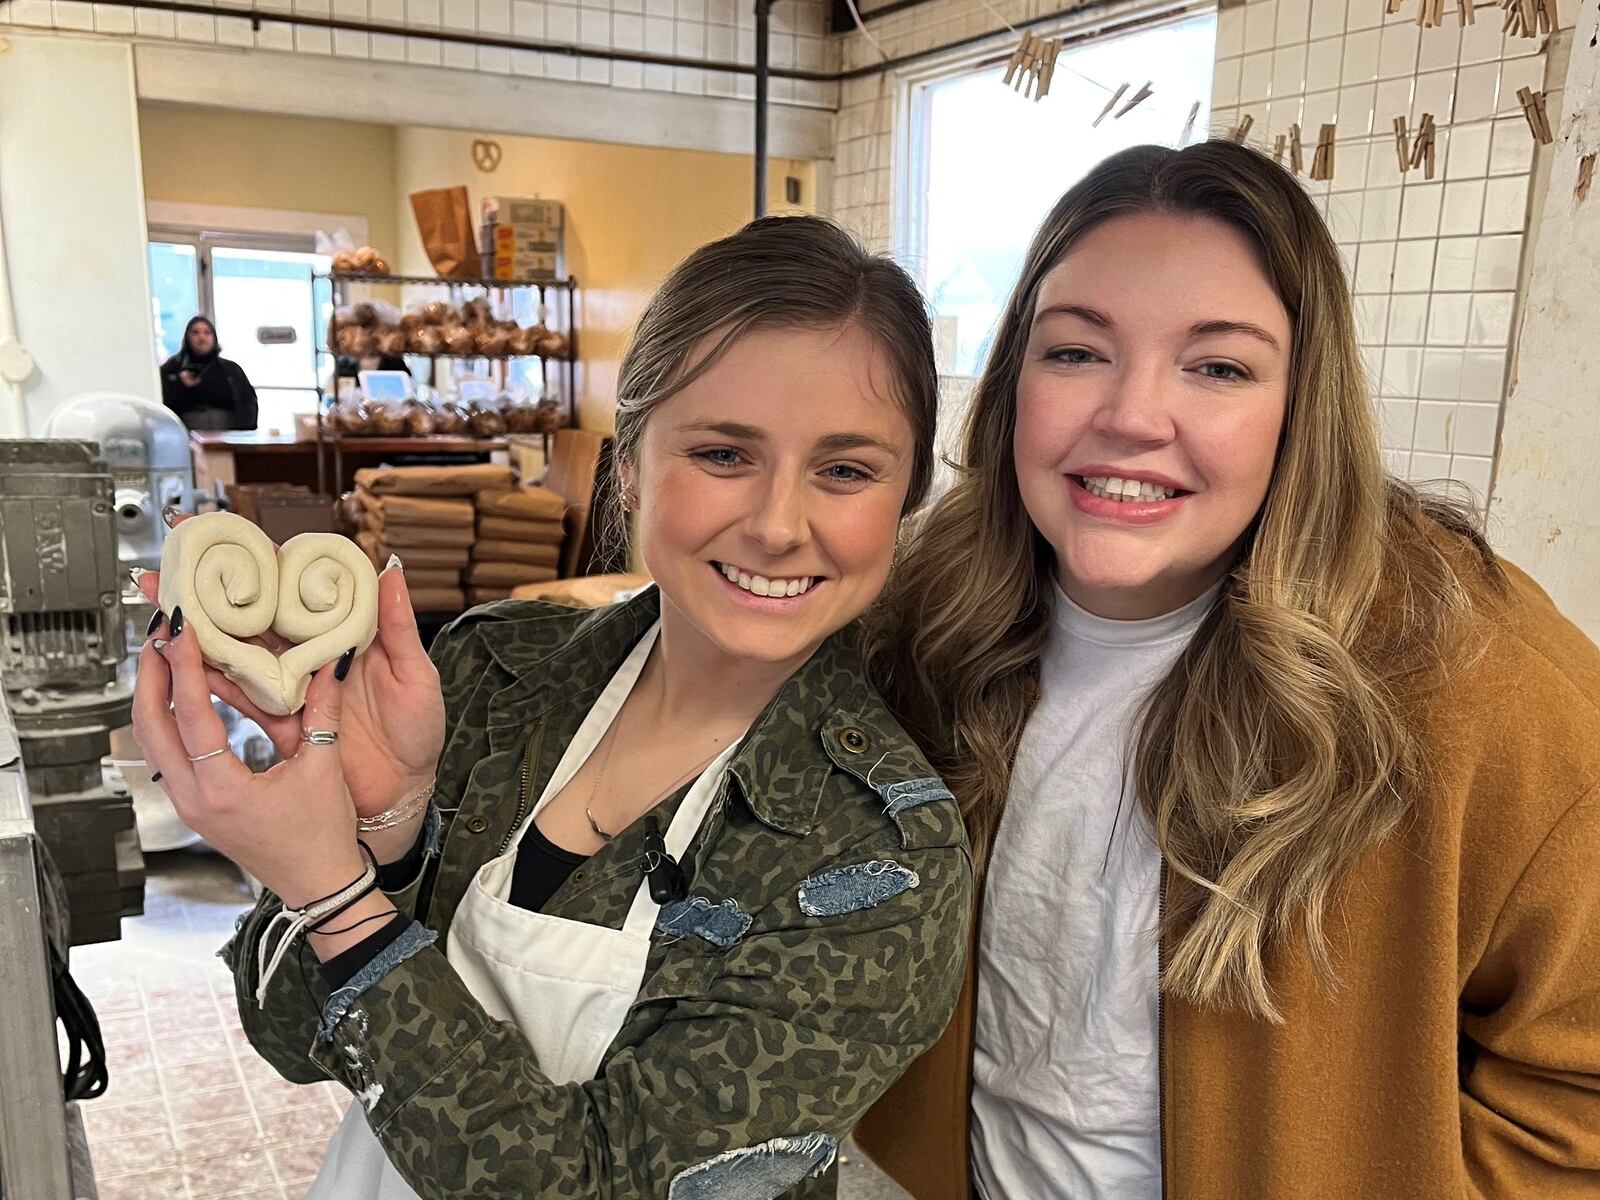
754;0;775;217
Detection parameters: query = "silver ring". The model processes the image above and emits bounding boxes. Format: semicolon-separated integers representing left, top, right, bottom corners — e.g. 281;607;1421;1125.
188;747;229;762
301;729;339;746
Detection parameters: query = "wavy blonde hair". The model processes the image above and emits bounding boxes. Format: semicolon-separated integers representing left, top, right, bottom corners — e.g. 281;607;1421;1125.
868;141;1501;1021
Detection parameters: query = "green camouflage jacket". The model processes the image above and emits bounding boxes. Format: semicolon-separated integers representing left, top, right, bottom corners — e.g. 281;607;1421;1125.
225;588;972;1199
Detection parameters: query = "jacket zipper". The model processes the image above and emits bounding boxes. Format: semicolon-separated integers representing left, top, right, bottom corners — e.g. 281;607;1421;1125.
498;729;541;857
1157;858;1169;1200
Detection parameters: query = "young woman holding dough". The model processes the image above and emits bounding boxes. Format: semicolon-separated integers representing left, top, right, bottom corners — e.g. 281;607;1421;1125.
854;141;1600;1199
131;216;972;1199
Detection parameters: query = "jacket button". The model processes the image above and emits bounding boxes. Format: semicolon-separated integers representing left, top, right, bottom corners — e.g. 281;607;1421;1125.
839;727;869;754
465;816;489;834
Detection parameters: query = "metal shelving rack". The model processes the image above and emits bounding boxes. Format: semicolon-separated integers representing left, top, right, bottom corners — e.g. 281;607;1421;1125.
311;271;579;494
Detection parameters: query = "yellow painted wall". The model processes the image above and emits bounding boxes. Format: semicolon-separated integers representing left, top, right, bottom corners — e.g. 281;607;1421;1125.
138;104;399;255
394;126;816;430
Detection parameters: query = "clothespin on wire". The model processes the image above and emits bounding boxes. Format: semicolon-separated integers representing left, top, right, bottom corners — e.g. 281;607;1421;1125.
1409;112;1438;178
1309;122;1337;181
1180;100;1200;144
1289;122;1304;174
1095;83;1130;127
1517;86;1553;143
1226;112;1254;143
1002;32;1061;101
1116;81;1154;118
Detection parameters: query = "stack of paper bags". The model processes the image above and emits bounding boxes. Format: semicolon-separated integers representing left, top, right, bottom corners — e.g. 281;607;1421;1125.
354;464;515;612
468;486;567;605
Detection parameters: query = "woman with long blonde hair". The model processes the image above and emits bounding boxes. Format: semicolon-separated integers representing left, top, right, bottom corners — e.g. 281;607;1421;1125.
855;140;1600;1198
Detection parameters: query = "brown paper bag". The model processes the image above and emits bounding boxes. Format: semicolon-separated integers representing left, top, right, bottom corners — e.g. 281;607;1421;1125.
409;187;478;281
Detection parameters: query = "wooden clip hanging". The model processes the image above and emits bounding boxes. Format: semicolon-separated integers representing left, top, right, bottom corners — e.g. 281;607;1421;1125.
1181;100;1200;144
1095;83;1130;127
1577;153;1597;200
1227;113;1255;143
1309;122;1337;181
1034;38;1060;101
1409;112;1438;178
1116;81;1154;119
1538;0;1556;34
1517;86;1553;143
1416;0;1446;27
1394;115;1412;173
1458;0;1475;24
1274;133;1287;164
1289;122;1304;174
1003;33;1059;101
1386;0;1403;12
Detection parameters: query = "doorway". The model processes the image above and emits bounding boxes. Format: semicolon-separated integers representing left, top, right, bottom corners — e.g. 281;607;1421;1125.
147;229;332;435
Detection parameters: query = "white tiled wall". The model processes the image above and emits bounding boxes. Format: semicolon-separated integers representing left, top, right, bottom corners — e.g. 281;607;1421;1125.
1212;0;1567;498
1;0;838;107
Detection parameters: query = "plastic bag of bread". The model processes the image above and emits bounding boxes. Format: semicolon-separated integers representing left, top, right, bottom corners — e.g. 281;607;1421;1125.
399;310;426;332
532;398;565;434
536;328;567;357
462;297;493;328
350;302;379;327
333;249;357;274
409;325;444;355
334;324;365;355
333;400;371;436
421;301;452;325
350;327;379;358
443;324;476;356
376;327;408;357
367;404;407;436
466;401;506;437
508;326;538;357
501;395;539;433
403;400;437;437
352;246;380;272
432;401;468;435
475;327;512;358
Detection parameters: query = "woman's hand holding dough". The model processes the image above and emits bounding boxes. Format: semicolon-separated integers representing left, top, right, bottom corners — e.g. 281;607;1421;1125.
141;513;447;839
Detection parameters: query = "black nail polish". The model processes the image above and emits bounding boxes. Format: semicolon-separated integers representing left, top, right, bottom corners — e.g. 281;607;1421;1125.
169;606;184;639
146;610;164;637
150;771;162;783
334;647;356;681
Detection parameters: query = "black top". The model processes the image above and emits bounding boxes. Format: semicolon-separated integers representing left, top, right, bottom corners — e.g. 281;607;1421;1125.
159;353;259;431
320;814;590;989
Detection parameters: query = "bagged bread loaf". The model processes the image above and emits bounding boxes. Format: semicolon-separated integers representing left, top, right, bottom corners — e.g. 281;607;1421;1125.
475;486;565;522
356;464;515;496
477;515;565;544
465;561;560;587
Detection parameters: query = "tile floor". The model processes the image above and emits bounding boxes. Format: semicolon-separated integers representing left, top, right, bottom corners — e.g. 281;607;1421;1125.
70;848;909;1199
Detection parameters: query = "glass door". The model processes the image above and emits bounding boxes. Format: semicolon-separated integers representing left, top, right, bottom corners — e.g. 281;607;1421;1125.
145;228;331;436
208;242;330;435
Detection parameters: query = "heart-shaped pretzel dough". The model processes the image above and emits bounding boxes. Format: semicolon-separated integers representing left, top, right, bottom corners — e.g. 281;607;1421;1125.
158;511;380;716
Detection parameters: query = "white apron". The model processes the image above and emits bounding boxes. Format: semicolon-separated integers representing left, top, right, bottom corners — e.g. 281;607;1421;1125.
310;622;737;1199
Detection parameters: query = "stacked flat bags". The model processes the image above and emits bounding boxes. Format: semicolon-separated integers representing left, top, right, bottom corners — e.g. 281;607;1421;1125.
466;485;566;605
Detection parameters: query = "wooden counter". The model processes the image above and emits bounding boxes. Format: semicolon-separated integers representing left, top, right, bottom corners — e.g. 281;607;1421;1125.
190;432;507;496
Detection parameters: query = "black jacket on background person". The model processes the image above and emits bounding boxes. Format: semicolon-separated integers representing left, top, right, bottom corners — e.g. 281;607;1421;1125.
160;317;258;431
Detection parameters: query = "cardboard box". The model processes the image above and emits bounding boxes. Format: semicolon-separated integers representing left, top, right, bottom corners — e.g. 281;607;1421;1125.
482;196;565;228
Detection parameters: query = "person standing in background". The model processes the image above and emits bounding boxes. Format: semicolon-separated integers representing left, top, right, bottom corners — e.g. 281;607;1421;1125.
160;315;258;431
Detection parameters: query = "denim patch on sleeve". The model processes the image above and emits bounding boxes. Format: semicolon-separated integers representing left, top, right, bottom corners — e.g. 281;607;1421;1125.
878;776;954;817
318;921;437;1042
668;1132;838;1200
655;896;752;948
797;860;920;918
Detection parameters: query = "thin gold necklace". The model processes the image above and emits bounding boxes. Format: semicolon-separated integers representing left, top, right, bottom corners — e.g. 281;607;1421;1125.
584;699;726;843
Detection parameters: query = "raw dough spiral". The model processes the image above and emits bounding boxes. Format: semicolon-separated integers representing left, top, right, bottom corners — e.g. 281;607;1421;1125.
158;512;379;715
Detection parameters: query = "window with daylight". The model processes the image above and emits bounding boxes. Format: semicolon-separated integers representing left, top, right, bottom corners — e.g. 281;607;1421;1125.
902;11;1218;379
